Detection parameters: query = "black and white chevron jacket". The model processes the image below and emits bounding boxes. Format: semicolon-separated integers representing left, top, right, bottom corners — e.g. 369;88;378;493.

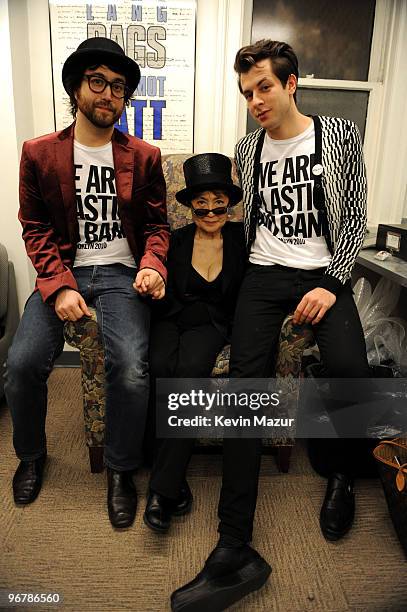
234;115;367;295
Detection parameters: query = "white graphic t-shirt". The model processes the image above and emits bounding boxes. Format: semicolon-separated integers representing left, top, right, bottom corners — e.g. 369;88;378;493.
250;122;331;269
73;140;136;268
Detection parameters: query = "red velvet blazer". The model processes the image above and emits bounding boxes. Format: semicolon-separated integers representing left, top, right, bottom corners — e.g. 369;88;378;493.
19;123;169;303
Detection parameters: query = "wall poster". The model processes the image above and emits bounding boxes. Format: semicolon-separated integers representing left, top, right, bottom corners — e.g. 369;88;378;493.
49;0;196;153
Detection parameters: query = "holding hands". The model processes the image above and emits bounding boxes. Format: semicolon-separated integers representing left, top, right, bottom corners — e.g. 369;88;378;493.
55;268;165;324
133;268;165;300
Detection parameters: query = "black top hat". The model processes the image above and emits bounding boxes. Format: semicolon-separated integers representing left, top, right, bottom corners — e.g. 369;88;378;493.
62;37;141;96
175;153;243;207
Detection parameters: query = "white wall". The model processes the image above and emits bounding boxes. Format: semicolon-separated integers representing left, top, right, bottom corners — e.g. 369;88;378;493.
366;0;407;226
194;0;252;155
1;0;32;311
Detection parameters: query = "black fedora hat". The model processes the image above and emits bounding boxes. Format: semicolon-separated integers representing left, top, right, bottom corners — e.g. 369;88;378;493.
176;153;243;206
62;37;141;96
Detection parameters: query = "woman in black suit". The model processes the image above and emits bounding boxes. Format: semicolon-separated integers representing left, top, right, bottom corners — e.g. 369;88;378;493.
143;153;246;533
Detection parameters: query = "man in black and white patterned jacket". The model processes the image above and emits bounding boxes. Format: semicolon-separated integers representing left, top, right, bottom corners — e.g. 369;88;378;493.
230;37;372;536
171;40;370;612
232;38;372;526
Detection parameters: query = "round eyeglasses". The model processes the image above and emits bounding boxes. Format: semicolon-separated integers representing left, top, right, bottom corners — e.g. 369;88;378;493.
83;75;129;99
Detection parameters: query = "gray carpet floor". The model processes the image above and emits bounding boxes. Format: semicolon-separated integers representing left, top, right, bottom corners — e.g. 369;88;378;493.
0;368;406;612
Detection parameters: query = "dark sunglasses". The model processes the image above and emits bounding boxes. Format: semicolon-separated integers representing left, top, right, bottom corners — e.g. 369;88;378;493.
191;205;229;218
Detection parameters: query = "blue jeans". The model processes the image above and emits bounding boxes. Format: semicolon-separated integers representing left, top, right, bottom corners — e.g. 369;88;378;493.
5;264;150;471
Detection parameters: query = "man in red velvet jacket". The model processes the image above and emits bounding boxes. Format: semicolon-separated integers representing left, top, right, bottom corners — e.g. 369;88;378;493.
5;37;170;529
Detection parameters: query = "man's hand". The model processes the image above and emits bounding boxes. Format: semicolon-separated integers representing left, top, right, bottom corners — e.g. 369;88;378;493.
293;287;336;326
55;288;91;322
133;268;165;300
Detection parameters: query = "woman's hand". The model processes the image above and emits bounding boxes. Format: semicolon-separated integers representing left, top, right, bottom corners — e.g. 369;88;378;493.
133;269;165;299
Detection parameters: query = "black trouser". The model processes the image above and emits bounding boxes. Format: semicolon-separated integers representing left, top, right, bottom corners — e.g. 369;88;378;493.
148;316;225;499
217;264;370;542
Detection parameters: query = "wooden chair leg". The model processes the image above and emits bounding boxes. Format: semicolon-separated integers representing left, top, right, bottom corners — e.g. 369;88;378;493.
276;446;292;473
89;446;104;473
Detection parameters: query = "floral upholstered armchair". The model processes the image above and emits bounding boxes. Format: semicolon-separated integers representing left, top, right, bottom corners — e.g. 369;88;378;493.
64;154;314;473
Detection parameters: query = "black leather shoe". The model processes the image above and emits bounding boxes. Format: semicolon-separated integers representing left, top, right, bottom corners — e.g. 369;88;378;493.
320;472;355;541
172;481;193;516
107;468;137;528
170;544;272;612
143;482;193;533
143;491;173;533
13;454;47;505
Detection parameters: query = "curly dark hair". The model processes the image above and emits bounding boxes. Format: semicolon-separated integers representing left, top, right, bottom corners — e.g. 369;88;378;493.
234;40;299;102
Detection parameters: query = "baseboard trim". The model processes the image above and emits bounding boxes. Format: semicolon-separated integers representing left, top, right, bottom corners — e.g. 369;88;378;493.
55;351;80;367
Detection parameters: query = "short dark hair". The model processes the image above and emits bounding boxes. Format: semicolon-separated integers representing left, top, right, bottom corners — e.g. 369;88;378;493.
234;40;299;102
65;62;132;118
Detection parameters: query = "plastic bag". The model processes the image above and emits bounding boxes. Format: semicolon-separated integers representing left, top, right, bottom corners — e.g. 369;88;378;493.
354;277;407;368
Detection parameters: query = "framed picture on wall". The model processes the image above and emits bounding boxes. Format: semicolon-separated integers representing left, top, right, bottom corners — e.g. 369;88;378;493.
49;0;196;153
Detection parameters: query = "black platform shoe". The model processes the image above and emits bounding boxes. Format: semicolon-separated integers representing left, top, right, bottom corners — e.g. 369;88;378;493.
170;543;272;611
